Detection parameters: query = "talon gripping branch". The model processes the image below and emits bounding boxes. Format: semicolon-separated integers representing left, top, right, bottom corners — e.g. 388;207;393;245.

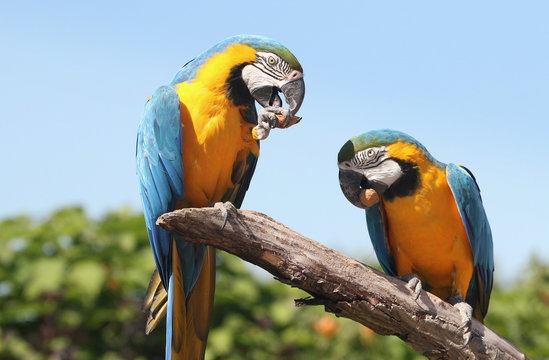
136;35;304;360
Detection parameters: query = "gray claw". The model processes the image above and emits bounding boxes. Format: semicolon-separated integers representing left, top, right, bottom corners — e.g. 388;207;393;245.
447;295;473;348
254;109;274;140
263;106;291;124
214;202;237;230
254;106;292;140
399;274;422;300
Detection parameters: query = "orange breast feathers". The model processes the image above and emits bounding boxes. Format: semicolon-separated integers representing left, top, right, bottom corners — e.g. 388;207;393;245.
382;142;474;300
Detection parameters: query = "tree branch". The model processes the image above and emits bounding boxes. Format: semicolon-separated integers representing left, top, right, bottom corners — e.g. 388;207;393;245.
157;204;529;360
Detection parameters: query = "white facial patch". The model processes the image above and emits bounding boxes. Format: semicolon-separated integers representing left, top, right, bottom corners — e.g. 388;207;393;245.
241;64;279;91
241;52;293;92
255;52;291;80
362;159;403;188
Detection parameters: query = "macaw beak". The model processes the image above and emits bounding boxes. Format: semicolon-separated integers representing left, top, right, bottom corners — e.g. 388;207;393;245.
339;169;369;209
251;70;305;115
280;71;305;115
339;169;388;209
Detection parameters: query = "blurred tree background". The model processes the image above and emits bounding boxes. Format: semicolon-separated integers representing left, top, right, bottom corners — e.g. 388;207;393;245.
0;207;547;359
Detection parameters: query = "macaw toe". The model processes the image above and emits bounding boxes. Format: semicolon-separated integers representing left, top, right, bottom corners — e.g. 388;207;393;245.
399;273;422;300
214;202;238;230
447;295;473;348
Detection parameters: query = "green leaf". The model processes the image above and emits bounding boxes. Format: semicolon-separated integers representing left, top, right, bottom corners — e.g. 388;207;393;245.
67;260;106;301
20;258;65;299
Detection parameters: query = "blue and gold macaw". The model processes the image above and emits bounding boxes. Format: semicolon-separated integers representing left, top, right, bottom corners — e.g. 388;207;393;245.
337;129;494;332
136;35;304;360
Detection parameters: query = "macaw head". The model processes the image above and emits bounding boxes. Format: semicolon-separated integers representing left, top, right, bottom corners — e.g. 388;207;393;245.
172;35;305;115
238;36;305;115
337;129;438;208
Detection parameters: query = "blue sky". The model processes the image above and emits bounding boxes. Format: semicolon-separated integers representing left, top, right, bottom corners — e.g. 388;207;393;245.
1;1;548;282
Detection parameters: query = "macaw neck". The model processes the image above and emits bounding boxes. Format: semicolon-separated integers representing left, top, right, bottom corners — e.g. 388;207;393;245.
225;63;255;107
382;141;446;201
382;158;420;201
382;157;450;210
187;43;257;101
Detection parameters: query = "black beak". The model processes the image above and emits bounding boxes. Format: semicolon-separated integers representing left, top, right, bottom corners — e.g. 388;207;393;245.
251;86;282;109
339;169;369;209
339;170;389;209
250;71;305;115
280;76;305;115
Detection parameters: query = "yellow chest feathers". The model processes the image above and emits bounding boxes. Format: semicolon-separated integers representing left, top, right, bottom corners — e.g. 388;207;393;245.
381;142;473;296
382;142;463;235
174;44;260;207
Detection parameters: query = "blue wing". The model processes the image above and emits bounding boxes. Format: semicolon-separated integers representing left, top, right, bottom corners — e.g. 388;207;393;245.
365;203;397;276
446;163;494;319
136;85;184;287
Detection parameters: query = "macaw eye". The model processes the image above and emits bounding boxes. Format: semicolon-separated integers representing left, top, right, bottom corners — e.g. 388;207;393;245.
268;56;277;65
367;149;375;157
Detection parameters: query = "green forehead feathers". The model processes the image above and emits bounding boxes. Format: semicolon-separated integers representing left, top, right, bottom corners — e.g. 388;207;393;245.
338;140;355;162
237;35;302;72
337;129;434;163
255;45;302;72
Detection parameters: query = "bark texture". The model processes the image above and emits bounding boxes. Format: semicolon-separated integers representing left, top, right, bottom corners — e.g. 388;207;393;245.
157;204;529;360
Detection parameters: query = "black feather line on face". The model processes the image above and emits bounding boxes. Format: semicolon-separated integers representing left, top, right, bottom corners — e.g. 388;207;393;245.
252;62;284;80
226;63;254;106
382;158;420;201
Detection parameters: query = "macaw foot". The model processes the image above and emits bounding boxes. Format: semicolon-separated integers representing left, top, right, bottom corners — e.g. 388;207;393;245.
253;106;301;140
398;274;422;300
213;202;237;230
447;295;473;348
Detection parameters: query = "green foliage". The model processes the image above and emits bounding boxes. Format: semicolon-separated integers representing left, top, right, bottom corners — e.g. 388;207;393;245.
485;257;549;359
0;207;546;359
0;207;160;360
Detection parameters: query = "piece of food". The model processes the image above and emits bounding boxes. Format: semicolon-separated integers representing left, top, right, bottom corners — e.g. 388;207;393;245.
275;114;302;129
359;188;380;207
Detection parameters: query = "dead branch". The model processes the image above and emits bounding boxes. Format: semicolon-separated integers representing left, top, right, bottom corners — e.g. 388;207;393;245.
157;204;529;360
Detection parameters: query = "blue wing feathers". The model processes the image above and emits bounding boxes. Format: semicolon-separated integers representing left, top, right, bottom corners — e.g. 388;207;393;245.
446;163;494;317
176;239;206;295
365;204;397;276
136;85;183;287
165;274;175;359
139;151;173;284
